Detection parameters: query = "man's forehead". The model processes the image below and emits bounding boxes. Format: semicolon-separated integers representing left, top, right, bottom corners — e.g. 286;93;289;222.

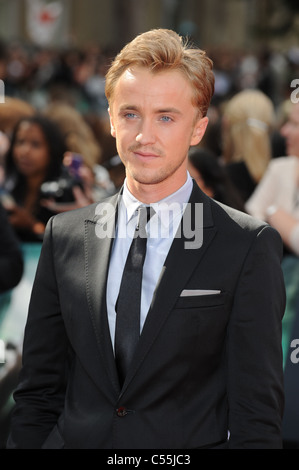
109;66;200;118
121;68;137;82
113;66;192;101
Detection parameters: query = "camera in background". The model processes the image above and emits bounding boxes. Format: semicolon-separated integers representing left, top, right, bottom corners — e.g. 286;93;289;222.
41;153;83;203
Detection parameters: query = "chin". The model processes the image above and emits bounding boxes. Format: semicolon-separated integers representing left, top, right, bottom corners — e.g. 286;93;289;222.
130;169;169;186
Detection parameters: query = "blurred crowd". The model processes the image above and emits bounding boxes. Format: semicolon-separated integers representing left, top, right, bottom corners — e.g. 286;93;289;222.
0;38;299;242
0;38;126;242
1;36;299;446
1;36;299;289
0;35;299;272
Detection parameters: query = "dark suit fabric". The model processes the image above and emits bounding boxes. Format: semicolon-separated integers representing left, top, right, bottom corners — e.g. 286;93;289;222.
7;183;285;449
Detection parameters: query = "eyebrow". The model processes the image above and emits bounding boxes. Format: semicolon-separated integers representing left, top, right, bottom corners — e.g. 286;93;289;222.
118;104;183;115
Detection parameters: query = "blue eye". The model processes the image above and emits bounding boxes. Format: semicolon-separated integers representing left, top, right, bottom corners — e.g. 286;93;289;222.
125;113;137;119
160;116;172;122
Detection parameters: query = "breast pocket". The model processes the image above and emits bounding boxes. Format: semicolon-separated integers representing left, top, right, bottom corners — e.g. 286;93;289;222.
170;291;230;361
174;292;227;309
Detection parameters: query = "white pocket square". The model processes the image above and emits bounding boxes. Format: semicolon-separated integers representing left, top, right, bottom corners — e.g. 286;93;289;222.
180;289;221;297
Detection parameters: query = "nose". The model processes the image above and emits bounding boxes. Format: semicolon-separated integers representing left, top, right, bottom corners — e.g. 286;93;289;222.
136;119;156;145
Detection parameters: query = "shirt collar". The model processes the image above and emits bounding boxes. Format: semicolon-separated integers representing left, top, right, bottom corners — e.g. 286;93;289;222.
121;172;193;228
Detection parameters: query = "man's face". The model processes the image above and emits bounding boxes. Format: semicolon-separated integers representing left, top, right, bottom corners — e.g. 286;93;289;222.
281;104;299;157
109;66;208;201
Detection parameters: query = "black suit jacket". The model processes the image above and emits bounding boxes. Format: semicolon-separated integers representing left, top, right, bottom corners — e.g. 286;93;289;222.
7;182;285;449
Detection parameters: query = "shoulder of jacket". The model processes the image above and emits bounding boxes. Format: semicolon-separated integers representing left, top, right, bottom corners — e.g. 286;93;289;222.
211;198;267;233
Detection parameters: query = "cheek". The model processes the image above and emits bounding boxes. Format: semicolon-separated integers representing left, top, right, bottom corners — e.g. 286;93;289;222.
115;126;135;149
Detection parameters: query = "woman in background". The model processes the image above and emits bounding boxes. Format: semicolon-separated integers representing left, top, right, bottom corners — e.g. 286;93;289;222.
221;89;275;203
2;115;67;241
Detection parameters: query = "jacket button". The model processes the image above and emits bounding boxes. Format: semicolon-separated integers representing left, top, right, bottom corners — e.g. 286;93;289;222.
116;406;127;417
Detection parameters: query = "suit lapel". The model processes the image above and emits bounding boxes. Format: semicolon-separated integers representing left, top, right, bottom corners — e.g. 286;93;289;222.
84;194;120;393
120;182;217;393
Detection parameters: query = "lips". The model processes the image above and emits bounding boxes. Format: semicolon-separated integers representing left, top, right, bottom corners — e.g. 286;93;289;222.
16;159;33;168
132;147;161;160
15;159;35;173
135;151;159;158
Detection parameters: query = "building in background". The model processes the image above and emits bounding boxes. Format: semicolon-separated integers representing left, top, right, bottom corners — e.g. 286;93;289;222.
0;0;299;51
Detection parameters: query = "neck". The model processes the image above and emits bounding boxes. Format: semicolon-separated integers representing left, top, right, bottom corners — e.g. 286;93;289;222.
23;174;45;211
27;173;45;192
126;169;189;204
127;178;188;203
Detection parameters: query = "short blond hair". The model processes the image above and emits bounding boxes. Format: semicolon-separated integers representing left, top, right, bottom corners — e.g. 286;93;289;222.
105;29;214;117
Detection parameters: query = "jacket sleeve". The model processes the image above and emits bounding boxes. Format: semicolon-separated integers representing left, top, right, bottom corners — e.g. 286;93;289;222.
7;217;70;449
227;225;285;448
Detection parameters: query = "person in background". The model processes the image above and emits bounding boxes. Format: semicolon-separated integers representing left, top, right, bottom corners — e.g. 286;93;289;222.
0;97;35;184
221;89;275;203
1;115;67;241
43;102;101;170
0;202;23;293
246;102;299;256
188;147;245;211
246;101;299;448
43;102;115;205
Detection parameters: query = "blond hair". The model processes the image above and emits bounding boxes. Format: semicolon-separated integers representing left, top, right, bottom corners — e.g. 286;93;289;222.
105;29;214;117
43;103;102;168
222;89;275;183
0;97;35;133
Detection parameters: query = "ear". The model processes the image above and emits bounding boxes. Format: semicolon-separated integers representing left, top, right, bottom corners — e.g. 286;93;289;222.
190;116;209;146
108;107;116;138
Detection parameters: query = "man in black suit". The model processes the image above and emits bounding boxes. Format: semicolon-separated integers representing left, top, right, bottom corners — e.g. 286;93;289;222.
7;29;285;449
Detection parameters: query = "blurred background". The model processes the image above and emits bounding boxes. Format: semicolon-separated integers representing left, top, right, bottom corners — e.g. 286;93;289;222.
1;0;299;51
0;0;299;110
1;0;299;449
0;0;298;165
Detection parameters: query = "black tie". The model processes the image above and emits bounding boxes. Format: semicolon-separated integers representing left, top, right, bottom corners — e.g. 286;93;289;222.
115;206;154;386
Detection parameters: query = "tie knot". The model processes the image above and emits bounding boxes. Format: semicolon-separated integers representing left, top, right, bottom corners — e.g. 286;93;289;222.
135;206;155;237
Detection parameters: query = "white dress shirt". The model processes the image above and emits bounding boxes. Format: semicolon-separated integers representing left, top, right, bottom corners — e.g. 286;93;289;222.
106;173;193;348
